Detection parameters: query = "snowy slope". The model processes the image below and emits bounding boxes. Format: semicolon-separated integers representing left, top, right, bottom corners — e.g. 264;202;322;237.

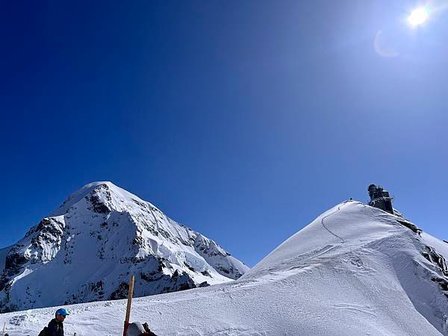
0;182;248;312
1;200;448;335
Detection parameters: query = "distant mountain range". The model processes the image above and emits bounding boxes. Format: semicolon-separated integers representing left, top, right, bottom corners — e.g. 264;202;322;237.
0;181;248;312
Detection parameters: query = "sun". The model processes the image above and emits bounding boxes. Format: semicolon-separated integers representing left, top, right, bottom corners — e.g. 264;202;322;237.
407;6;430;27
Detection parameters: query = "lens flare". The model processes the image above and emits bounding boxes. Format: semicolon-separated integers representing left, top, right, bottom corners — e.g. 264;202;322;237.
407;7;430;27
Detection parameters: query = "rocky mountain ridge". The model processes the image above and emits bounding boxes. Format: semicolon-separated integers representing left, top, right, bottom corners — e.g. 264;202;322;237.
0;181;248;312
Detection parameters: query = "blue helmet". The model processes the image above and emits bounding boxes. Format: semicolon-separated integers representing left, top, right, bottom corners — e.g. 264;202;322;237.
55;308;70;317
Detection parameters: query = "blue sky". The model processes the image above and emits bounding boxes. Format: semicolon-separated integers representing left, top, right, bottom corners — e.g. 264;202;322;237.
1;1;447;266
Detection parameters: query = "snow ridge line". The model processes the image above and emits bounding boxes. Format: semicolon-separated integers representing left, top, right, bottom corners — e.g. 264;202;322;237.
320;202;348;244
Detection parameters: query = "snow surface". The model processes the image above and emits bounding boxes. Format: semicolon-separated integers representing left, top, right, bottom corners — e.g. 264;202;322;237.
1;200;448;335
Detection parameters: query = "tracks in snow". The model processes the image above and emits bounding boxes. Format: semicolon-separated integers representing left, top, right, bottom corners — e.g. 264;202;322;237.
320;202;349;244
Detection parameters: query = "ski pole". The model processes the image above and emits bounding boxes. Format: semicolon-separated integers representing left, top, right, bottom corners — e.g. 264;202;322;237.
122;275;135;336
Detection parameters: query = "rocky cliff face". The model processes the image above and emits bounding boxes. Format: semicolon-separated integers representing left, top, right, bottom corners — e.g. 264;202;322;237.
0;182;248;312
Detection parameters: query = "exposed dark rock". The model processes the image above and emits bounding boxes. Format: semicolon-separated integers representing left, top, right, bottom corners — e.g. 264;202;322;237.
367;184;394;214
133;235;144;246
5;253;28;271
184;262;195;272
88;193;111;213
167;270;196;292
396;219;421;234
425;246;448;299
219;267;230;274
90;281;104;297
87;185;112;214
110;282;129;300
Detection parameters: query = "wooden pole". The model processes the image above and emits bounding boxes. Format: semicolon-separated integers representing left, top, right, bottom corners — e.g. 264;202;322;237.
122;275;135;336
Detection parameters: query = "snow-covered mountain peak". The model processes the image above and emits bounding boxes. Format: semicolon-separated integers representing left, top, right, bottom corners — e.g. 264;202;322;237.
51;181;153;217
0;182;248;312
239;200;448;334
243;200;405;279
1;199;448;335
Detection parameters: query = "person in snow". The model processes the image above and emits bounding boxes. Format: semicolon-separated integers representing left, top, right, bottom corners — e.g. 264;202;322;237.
42;308;69;336
126;322;157;336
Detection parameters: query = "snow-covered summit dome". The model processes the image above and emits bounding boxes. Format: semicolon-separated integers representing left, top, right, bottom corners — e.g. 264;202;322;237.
243;200;409;279
51;181;151;216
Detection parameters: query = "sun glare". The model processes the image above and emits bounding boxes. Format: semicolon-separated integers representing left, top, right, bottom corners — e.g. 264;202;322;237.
407;7;430;27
